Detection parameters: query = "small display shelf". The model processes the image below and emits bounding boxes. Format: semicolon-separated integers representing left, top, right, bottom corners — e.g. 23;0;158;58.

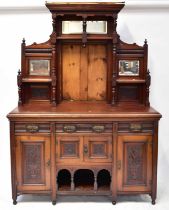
57;169;111;194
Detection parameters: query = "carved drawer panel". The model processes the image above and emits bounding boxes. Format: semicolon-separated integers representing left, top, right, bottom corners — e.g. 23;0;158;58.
118;122;153;133
55;123;112;133
15;123;50;133
84;136;112;162
56;136;83;163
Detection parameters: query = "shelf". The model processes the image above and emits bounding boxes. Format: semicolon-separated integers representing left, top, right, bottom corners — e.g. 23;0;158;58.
22;78;52;83
116;78;146;84
56;35;113;40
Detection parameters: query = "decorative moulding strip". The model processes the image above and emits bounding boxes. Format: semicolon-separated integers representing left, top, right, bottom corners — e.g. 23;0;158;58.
1;1;169;14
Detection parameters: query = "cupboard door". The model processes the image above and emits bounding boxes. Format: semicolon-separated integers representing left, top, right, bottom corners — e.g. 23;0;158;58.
56;135;83;163
16;136;51;191
84;136;112;162
117;135;152;192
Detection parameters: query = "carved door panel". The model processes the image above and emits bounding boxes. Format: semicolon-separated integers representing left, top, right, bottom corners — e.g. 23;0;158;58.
16;136;51;191
84;136;112;162
117;135;152;192
56;135;83;163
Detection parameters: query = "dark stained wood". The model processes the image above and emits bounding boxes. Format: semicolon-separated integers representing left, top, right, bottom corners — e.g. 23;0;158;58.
117;135;152;192
7;1;161;205
7;102;161;120
15;135;51;191
50;123;57;204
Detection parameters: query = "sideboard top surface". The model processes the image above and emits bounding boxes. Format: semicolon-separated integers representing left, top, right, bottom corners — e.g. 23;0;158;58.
7;101;161;120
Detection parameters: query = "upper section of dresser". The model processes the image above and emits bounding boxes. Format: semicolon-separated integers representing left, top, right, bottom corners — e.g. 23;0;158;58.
16;1;151;108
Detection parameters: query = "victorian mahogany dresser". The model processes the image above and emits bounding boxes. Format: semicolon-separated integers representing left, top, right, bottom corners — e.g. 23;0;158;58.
7;2;161;205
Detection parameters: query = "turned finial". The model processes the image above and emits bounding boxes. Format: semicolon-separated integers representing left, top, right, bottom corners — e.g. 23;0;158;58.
22;38;25;44
144;39;147;45
18;69;21;75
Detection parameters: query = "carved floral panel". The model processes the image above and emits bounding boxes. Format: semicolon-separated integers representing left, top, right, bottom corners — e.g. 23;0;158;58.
61;141;79;157
124;142;146;185
22;143;44;184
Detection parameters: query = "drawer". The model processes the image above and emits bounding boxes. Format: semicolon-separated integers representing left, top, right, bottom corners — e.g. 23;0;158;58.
15;123;50;133
55;123;112;133
118;122;154;133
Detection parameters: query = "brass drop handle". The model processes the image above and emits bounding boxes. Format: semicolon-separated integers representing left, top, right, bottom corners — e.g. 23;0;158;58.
92;125;105;133
63;125;76;133
130;123;142;132
46;159;51;167
83;145;88;154
26;124;39;133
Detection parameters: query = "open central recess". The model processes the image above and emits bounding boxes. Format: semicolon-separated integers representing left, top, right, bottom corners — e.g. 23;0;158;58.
62;44;107;101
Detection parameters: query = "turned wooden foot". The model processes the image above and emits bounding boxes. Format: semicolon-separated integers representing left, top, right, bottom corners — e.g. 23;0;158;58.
13;200;17;205
52;200;56;205
112;200;116;205
152;200;156;205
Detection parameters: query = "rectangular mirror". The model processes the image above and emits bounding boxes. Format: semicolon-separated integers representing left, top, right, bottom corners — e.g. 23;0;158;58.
29;60;50;76
119;60;139;76
62;21;107;34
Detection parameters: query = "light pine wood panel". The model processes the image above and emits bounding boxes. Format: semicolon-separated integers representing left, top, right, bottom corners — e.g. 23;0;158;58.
80;46;88;100
87;45;107;101
62;45;81;100
62;44;107;101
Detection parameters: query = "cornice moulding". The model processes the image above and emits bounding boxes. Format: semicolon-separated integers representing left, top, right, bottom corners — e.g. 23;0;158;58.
0;1;169;14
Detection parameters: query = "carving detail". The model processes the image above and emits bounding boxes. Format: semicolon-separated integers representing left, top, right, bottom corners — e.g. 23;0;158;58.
23;144;42;184
127;144;144;184
93;144;105;155
63;143;76;156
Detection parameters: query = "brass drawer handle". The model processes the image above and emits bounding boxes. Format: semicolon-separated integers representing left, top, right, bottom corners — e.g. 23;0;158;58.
26;125;39;133
92;125;105;133
63;125;76;133
130;123;142;132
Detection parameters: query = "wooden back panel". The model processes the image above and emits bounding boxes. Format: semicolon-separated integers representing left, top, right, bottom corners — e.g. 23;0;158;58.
62;44;107;101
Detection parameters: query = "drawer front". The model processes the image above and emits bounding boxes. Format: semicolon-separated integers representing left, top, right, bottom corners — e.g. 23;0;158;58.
84;136;112;163
118;122;153;133
56;123;112;133
15;123;50;133
56;135;83;163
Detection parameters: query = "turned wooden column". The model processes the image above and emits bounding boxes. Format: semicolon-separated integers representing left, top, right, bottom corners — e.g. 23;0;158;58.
50;13;57;106
17;69;22;106
71;172;75;191
111;15;118;106
94;173;98;191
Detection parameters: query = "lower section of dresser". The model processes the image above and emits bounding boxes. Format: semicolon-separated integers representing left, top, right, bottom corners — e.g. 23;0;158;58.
10;120;159;205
